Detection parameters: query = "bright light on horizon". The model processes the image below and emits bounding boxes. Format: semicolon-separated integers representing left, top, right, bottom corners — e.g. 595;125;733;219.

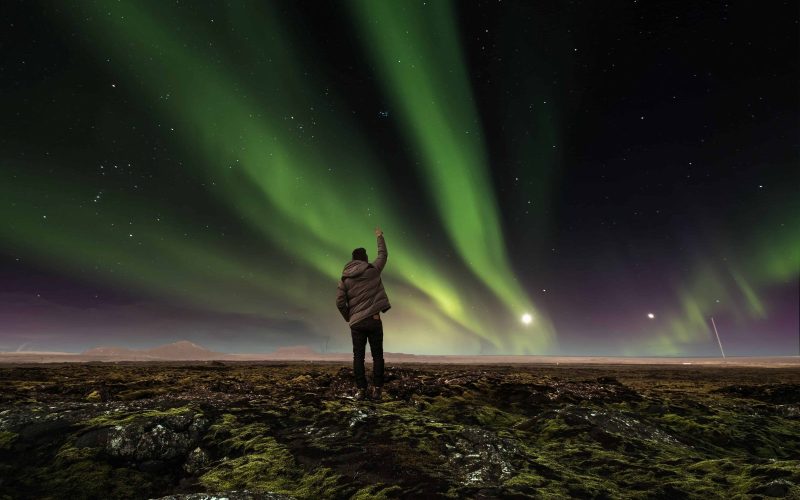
647;313;655;319
521;313;533;325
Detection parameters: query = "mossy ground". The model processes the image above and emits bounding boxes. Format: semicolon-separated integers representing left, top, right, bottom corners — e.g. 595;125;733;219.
0;362;798;499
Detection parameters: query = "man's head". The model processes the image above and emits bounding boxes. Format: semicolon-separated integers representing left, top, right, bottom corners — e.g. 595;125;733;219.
352;247;368;262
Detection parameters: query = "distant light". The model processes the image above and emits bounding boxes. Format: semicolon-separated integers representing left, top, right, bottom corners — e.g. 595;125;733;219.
647;313;655;319
521;313;533;325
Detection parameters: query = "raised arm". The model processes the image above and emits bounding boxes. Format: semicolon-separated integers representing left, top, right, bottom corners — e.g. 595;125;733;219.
373;226;387;273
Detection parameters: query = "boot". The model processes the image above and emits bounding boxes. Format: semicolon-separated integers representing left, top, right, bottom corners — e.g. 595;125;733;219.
354;388;368;401
371;386;383;401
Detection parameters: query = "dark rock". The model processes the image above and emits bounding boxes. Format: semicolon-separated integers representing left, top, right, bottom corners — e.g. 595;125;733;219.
713;384;800;404
182;446;209;475
138;459;168;473
751;479;793;497
643;403;669;415
650;483;688;499
544;405;680;446
443;426;520;485
188;414;210;440
19;419;72;441
492;382;552;406
75;427;110;448
107;421;192;461
151;491;295;500
75;411;209;464
774;405;800;419
589;426;622;449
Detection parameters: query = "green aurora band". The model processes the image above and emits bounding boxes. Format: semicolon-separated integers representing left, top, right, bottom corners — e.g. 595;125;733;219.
43;0;555;353
634;206;799;356
349;2;544;316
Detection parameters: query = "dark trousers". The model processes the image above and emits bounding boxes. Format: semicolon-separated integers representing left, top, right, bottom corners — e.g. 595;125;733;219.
351;316;384;388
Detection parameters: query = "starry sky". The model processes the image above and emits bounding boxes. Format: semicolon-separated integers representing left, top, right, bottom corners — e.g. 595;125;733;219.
1;1;797;356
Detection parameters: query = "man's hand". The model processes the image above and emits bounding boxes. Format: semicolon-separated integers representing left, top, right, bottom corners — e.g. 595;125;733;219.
375;226;383;237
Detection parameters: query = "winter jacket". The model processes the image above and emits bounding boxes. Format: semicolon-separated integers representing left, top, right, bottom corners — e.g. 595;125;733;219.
336;235;391;327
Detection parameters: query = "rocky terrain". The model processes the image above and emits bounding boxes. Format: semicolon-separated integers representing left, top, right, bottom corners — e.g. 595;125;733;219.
0;362;798;499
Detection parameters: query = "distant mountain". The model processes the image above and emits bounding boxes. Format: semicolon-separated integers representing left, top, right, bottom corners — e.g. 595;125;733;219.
81;341;229;360
2;343;799;366
82;346;139;357
143;341;221;360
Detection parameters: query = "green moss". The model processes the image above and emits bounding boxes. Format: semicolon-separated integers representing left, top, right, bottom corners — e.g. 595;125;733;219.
0;431;17;450
660;412;708;433
473;404;524;428
20;432;156;498
201;454;293;492
503;471;546;488
686;458;738;474
414;433;445;457
207;415;280;456
86;405;197;427
117;388;169;400
40;459;149;499
537;413;573;437
55;444;98;463
200;414;350;498
291;468;349;499
351;484;403;499
422;396;472;424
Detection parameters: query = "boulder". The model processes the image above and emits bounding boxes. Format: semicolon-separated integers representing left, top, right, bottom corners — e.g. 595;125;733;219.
75;410;209;464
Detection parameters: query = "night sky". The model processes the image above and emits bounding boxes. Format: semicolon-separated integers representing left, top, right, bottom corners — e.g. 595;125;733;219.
1;1;797;356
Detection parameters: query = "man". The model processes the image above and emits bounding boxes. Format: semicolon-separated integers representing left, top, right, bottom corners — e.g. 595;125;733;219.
336;226;391;401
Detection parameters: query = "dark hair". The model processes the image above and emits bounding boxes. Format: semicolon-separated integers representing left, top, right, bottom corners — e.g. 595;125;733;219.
352;247;368;262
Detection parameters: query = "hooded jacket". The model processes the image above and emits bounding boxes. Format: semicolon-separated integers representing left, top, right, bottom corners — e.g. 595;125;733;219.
336;235;391;327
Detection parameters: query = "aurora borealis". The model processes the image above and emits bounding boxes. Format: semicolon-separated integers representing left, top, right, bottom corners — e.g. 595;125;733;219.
1;1;797;356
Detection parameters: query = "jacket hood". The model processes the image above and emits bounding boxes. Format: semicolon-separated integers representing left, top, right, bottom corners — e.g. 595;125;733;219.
342;260;370;278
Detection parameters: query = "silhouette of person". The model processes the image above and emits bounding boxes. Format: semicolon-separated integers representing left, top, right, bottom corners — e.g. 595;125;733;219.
336;226;391;400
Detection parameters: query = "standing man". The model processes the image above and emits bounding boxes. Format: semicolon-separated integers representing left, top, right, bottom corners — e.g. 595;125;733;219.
336;226;391;401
